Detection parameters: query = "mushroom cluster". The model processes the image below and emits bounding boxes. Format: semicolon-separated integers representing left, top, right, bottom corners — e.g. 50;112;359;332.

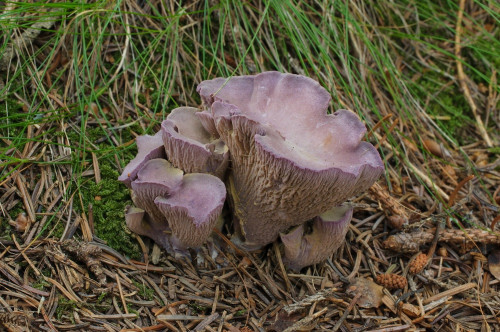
119;71;384;270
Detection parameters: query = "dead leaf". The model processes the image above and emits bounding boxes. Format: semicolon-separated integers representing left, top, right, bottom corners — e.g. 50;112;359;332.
423;139;451;158
267;312;306;332
387;215;406;230
9;212;31;233
346;278;384;308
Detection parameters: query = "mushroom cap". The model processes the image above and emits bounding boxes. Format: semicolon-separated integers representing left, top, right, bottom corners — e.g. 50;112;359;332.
127;158;226;252
196;110;220;138
199;72;381;172
130;158;183;224
280;205;353;271
161;107;229;178
154;173;226;249
197;72;384;248
118;131;165;188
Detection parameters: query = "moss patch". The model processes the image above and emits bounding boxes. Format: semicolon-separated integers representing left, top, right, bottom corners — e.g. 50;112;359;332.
412;69;472;141
132;280;155;301
59;114;145;258
81;162;140;259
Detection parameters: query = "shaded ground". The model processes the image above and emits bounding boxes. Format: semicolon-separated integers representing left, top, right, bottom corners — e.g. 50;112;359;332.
0;1;499;331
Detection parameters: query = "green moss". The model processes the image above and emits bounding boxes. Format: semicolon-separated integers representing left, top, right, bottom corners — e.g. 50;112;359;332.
31;277;52;291
235;309;247;317
47;216;67;239
95;296;112;313
127;305;139;315
56;299;79;321
412;69;472;141
97;291;108;303
60;114;146;258
132;280;155;301
81;162;140;259
0;218;12;239
32;271;52;290
56;295;112;320
188;302;209;315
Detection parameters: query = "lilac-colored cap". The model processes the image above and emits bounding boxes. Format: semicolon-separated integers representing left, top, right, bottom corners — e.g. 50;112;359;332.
197;72;384;248
161;107;229;178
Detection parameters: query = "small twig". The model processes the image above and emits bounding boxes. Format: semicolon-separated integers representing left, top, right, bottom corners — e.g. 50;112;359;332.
407;160;449;201
448;175;474;208
15;174;36;225
426;221;443;259
369;183;411;225
332;293;361;331
491;215;500;232
383;228;500;253
0;246;11;260
193;313;220;332
116;273;128;314
282;307;328;332
273;242;292;293
212;228;246;257
422;282;476;305
283;288;338;315
374;118;399;150
365;325;411;332
61;239;106;286
11;234;40;277
366;113;393;138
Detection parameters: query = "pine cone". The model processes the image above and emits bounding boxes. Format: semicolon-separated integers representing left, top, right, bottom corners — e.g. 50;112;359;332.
409;253;427;274
376;274;407;290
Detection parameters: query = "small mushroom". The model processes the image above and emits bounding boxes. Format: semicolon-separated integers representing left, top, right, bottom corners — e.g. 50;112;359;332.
155;173;226;250
118;131;165;188
127;158;226;252
161;107;229;178
130;158;183;225
280;205;352;271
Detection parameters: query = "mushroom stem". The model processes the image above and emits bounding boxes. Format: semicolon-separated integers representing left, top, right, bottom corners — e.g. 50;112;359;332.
125;206;173;253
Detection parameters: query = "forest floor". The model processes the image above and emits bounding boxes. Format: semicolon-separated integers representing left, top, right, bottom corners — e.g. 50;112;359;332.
0;1;499;331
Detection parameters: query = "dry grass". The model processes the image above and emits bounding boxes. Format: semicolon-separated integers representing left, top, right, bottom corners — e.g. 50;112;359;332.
0;0;499;331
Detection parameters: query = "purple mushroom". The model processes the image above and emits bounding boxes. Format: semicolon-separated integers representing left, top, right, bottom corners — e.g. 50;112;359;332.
280;205;353;271
197;71;384;250
123;158;226;253
119;71;384;270
125;206;173;252
161;107;229;178
118;131;165;188
154;173;226;249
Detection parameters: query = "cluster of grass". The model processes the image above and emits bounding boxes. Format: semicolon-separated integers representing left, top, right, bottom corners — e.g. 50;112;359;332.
0;0;498;255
